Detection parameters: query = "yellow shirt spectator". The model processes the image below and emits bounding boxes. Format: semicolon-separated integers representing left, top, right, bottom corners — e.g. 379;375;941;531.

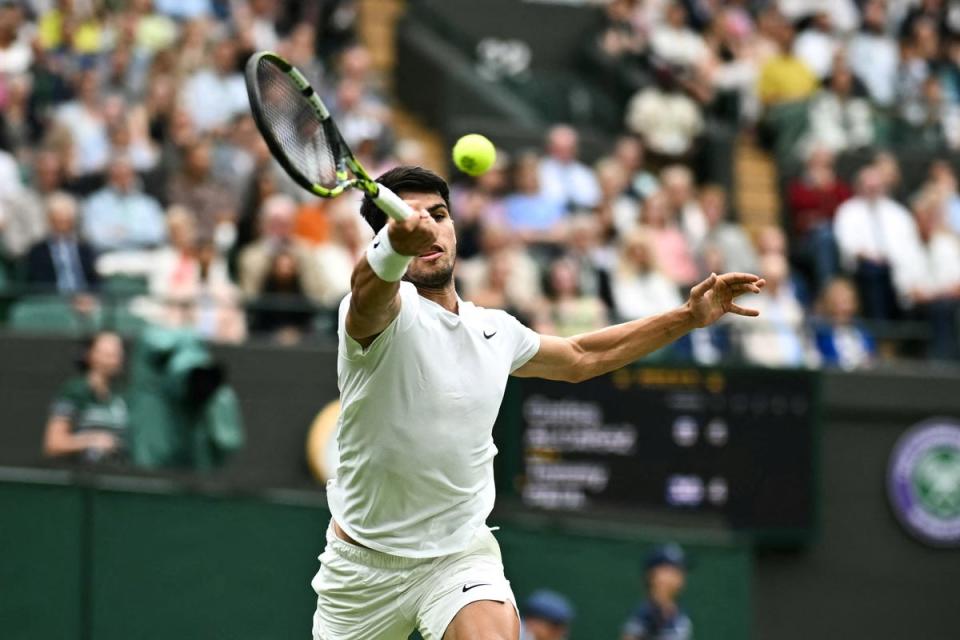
757;55;819;107
39;10;108;54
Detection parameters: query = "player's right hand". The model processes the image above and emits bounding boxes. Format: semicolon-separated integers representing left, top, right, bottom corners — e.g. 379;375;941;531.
387;209;440;257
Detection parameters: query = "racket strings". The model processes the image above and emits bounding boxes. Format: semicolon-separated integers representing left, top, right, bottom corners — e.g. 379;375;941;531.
254;59;339;189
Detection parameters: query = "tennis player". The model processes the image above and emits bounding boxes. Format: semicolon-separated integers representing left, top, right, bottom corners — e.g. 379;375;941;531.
312;166;765;640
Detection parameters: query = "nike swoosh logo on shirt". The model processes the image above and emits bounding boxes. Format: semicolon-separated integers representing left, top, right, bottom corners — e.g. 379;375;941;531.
462;583;490;592
373;240;380;249
483;330;497;339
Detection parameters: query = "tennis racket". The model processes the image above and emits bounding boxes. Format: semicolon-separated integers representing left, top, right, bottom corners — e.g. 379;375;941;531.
244;51;414;222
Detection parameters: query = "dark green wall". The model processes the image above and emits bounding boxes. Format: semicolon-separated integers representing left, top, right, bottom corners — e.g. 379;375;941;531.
0;474;750;640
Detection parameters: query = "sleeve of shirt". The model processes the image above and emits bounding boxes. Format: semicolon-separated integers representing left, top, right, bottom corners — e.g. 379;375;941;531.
501;311;540;373
49;381;80;420
338;282;420;363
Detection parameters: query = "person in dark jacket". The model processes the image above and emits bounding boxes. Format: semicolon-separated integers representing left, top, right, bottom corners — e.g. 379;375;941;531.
23;192;99;293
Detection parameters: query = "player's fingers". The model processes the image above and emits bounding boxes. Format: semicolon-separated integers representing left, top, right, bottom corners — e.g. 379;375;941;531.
690;273;717;299
731;283;762;296
719;272;762;286
728;303;760;317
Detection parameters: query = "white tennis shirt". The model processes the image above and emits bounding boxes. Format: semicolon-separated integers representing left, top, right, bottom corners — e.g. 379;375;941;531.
327;282;541;558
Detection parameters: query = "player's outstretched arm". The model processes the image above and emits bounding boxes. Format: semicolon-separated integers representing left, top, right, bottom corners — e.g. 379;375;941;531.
513;272;765;383
346;208;439;347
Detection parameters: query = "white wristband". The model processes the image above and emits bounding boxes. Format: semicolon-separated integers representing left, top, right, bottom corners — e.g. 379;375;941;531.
366;225;412;282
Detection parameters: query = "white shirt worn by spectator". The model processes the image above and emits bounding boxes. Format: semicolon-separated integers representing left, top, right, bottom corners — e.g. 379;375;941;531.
650;26;707;69
778;0;859;33
0;32;33;75
847;31;900;106
626;88;704;157
0;150;22;197
612;270;682;320
833;195;924;299
901;232;960;301
738;288;810;368
328;282;540;558
54;104;110;175
538;157;601;210
181;69;248;132
793;29;839;79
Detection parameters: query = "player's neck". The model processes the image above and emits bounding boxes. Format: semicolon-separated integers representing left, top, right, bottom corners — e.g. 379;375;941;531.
416;284;459;314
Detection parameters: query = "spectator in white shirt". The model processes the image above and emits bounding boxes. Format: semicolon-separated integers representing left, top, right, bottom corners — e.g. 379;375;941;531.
833;166;923;319
792;11;839;79
54;70;112;176
611;227;683;321
650;2;708;70
660;164;706;248
537;125;601;211
180;38;248;134
847;0;900;107
737;253;811;367
82;156;167;254
904;189;960;359
625;71;704;160
0;3;33;76
800;61;877;158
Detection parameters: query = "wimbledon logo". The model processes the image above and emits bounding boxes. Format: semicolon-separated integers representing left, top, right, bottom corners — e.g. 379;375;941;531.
887;419;960;547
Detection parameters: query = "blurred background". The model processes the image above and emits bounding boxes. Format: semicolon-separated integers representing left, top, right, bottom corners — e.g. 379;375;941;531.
0;0;959;638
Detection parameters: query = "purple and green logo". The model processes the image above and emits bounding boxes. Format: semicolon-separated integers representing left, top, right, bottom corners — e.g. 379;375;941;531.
887;419;960;547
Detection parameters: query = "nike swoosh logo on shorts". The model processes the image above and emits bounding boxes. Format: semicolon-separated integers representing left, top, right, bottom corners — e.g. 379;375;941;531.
462;583;490;592
483;330;496;339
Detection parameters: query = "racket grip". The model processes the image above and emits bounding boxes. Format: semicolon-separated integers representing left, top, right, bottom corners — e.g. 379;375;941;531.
372;185;415;222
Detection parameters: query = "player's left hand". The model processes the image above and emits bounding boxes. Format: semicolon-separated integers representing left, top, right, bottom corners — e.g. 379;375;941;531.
686;272;765;328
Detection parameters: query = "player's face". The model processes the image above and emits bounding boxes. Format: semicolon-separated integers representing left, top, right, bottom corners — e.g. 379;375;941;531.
399;190;456;288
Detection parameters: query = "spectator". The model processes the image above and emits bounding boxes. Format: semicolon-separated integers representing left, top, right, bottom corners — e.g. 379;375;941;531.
622;544;693;640
612;228;683;321
738;253;811;367
834;166;922;319
639;191;698;286
650;2;708;70
611;135;659;203
847;0;900;107
538;257;607;337
141;206;245;342
238;194;326;304
0;150;67;260
792;11;839;80
625;68;705;162
24;192;99;293
897;75;960;150
467;249;540;325
813;277;876;370
43;332;128;464
457;222;543;311
520;589;575;640
927;160;960;235
331;78;391;151
167;138;239;247
538;125;602;210
801;61;878;157
660;165;706;249
180;38;248;134
82;156;166;254
786;146;852;287
248;248;316;344
697;185;758;276
595;157;640;239
315;200;370;307
756;16;818;108
903;189;960;359
0;2;32;75
504;152;567;243
53;69;112;177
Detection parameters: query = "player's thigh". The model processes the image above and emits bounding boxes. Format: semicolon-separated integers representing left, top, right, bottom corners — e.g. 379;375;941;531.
442;599;520;640
416;530;519;640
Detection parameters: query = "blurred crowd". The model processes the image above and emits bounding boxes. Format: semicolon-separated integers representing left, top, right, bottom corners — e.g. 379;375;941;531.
1;0;959;367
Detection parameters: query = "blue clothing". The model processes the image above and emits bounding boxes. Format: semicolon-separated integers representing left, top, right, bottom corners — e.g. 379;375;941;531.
503;193;566;231
623;601;693;640
82;188;166;253
813;322;876;370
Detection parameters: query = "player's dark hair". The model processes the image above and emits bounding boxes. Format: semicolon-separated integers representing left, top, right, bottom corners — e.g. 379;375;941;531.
360;166;450;232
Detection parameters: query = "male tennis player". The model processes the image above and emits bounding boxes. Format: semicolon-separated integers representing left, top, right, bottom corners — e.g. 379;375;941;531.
312;167;765;640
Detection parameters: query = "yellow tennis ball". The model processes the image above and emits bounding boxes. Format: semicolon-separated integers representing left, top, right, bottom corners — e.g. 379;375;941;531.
452;134;496;176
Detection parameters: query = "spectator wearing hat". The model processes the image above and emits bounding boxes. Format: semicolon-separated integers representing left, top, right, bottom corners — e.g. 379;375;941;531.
521;589;574;640
622;543;693;640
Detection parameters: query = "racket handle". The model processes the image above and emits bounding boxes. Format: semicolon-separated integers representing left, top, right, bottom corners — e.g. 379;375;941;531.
372;185;415;222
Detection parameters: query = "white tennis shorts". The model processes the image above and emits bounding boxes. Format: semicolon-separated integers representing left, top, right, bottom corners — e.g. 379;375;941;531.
311;522;517;640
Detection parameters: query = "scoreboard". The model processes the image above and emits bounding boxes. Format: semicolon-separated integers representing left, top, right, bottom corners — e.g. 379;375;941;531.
510;366;819;535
